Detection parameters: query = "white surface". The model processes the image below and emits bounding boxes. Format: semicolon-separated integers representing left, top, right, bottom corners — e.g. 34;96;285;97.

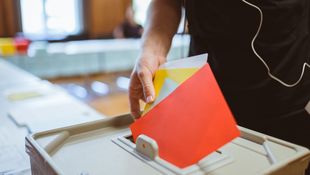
8;87;103;132
0;59;39;89
0;60;106;174
0;96;30;174
52;130;160;175
0;61;41;174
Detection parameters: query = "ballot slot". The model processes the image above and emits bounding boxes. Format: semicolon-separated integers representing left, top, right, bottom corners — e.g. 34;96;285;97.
125;135;134;143
112;132;233;175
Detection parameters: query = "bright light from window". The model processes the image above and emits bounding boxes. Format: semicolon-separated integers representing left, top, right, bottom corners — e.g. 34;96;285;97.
132;0;152;26
91;81;110;95
20;0;45;35
45;0;80;34
116;77;130;90
132;0;185;33
20;0;82;38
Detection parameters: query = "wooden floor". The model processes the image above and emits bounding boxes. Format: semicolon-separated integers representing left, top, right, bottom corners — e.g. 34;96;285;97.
48;71;143;117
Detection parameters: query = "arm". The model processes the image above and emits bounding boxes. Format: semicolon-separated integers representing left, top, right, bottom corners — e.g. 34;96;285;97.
141;0;182;60
113;25;125;38
129;0;182;118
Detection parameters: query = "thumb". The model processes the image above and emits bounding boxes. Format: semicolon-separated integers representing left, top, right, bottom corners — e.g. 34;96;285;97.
137;67;155;103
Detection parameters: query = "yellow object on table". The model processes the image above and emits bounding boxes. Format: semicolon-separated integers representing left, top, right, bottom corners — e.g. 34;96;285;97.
0;38;16;57
7;91;43;101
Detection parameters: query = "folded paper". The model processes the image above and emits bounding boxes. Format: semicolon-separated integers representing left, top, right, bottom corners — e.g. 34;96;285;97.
131;63;240;168
143;54;208;115
143;68;198;114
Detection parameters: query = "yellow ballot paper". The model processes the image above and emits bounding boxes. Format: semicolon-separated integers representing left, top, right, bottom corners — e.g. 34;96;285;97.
143;54;208;115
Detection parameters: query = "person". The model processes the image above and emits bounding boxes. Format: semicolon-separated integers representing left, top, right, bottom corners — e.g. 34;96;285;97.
113;6;143;39
129;0;310;156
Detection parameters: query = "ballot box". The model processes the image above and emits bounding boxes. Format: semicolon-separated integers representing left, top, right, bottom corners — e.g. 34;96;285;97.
26;114;310;175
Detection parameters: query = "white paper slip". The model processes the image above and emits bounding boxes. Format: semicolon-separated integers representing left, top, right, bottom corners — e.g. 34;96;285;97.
3;81;62;102
8;93;104;132
159;53;208;69
144;78;179;114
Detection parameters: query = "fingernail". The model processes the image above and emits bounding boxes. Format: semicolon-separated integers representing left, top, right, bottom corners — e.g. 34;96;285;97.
146;96;153;103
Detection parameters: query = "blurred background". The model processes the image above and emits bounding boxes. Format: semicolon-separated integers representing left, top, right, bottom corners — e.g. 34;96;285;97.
0;2;188;172
0;0;189;117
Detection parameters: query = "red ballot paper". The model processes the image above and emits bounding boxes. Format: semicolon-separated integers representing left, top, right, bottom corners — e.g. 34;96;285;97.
130;64;240;168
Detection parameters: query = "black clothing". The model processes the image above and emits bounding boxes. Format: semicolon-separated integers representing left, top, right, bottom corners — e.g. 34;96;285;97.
185;0;310;148
121;21;142;38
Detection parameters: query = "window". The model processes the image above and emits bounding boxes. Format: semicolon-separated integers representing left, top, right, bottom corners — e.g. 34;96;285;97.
132;0;152;26
20;0;83;40
132;0;186;33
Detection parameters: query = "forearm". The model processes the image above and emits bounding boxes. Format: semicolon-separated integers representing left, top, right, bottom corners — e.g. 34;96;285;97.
141;0;182;64
130;0;181;118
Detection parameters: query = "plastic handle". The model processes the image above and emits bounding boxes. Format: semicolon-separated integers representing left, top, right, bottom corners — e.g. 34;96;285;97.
135;134;159;160
240;129;277;164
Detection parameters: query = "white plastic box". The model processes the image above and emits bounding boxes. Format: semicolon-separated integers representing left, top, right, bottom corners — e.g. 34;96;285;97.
26;114;310;175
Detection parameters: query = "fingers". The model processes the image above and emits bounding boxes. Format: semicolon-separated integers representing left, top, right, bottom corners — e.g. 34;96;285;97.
137;67;155;104
129;94;141;119
129;72;144;119
129;53;161;119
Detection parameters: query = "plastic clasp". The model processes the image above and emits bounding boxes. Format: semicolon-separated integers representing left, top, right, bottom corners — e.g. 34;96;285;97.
135;134;159;160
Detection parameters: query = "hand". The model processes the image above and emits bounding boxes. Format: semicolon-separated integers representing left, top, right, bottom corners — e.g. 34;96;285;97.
129;52;165;119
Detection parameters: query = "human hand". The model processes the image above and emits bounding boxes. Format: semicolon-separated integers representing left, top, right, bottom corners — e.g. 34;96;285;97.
129;52;165;119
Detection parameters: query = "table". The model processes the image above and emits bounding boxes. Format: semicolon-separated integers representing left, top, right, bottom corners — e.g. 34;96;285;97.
4;35;190;78
0;60;105;174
